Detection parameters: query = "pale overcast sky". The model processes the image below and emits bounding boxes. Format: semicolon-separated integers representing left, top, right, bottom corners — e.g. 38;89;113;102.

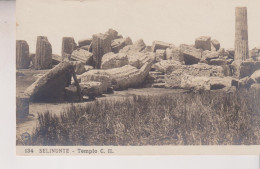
16;0;260;55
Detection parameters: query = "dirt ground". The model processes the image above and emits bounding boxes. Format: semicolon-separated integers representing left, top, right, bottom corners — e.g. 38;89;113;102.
16;69;187;140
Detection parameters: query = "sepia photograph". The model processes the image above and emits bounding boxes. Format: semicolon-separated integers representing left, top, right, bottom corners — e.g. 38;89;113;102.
15;0;260;155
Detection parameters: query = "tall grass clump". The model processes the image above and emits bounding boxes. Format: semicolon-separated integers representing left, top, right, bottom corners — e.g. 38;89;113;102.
27;88;260;146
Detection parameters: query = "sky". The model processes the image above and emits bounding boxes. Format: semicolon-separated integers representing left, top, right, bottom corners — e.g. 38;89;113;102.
16;0;260;55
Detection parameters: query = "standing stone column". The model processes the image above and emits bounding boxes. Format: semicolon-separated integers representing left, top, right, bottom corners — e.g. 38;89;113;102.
92;33;112;69
235;7;249;61
62;37;76;60
16;40;30;69
34;36;52;70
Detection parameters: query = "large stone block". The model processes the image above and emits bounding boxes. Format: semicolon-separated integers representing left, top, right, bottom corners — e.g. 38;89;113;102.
180;44;202;65
34;36;52;70
111;37;133;53
71;49;94;65
61;37;76;59
195;36;211;51
101;52;128;69
92;33;112;69
16;40;30;69
151;41;172;52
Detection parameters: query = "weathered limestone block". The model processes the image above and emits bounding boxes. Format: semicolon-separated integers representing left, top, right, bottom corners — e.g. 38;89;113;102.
151;41;172;52
153;60;181;73
78;38;92;47
24;62;80;102
101;52;128;69
92;33;112;68
208;59;228;66
235;7;249;61
238;61;260;78
155;49;166;61
80;82;104;96
106;62;152;90
202;50;219;61
218;48;229;57
120;39;146;53
166;73;236;91
16;40;30;69
34;36;52;70
80;71;111;93
70;61;86;75
166;46;184;62
111;37;133;53
180;44;202;65
81;62;152;90
71;49;94;65
165;63;225;78
211;39;220;51
251;70;260;83
16;94;29;118
61;37;76;59
195;36;211;51
80;45;92;51
106;28;121;40
127;52;154;69
238;76;255;88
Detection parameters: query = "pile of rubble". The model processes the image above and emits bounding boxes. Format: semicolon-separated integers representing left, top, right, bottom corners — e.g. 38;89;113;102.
16;29;260;118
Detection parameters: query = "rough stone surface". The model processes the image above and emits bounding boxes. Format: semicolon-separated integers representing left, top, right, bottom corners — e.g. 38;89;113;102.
238;76;255;88
80;71;111;93
34;36;52;70
24;62;78;102
106;28;121;40
81;62;152;90
239;61;260;78
120;39;146;53
235;7;249;61
208;59;228;66
80;82;104;96
180;44;202;65
70;61;86;75
61;37;76;59
151;41;172;52
16;40;30;69
71;49;94;65
195;36;211;51
111;37;133;53
211;39;220;51
166;46;184;62
153;60;182;73
78;38;92;47
127;52;154;69
101;52;128;69
251;70;260;83
166;73;236;91
155;49;166;61
202;50;219;61
92;33;112;68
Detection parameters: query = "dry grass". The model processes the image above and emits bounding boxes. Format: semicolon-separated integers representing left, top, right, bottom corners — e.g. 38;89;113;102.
17;88;260;146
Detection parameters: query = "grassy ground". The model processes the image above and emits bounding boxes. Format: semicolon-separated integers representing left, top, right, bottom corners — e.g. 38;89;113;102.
17;87;260;146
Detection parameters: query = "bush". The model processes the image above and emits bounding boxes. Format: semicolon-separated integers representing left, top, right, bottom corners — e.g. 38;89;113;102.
24;88;260;145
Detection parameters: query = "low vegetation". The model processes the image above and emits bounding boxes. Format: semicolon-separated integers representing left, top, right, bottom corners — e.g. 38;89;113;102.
18;88;260;145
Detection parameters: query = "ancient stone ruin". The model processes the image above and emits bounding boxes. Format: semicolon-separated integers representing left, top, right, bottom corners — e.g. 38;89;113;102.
235;7;249;61
61;37;76;60
16;7;260;118
16;40;30;69
34;36;52;70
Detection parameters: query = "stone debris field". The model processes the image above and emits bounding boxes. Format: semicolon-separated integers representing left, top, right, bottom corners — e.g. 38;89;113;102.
16;7;260;119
